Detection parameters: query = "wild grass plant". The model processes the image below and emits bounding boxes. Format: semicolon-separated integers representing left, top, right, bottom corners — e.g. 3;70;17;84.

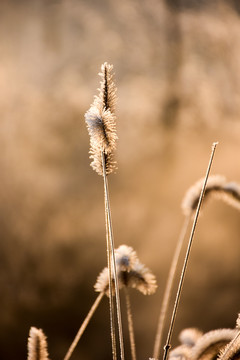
26;63;240;360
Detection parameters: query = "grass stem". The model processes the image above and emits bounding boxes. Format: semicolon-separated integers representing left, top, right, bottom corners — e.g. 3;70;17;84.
102;151;125;360
153;214;191;359
104;166;117;360
63;292;104;360
162;142;218;360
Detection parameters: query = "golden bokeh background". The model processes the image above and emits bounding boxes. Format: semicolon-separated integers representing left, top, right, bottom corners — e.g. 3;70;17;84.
0;0;240;359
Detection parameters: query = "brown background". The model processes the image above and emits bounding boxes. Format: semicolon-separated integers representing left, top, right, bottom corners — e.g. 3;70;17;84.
0;0;240;359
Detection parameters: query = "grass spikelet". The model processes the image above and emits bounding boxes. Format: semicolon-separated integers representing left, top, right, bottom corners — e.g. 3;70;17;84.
85;62;123;360
85;63;117;176
114;245;157;295
115;245;138;271
27;327;49;360
122;261;157;295
191;329;237;360
95;62;117;113
181;175;226;217
94;266;120;295
169;328;203;360
220;183;240;211
94;245;157;296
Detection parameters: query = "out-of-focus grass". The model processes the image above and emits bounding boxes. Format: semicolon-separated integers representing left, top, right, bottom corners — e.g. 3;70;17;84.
0;1;240;359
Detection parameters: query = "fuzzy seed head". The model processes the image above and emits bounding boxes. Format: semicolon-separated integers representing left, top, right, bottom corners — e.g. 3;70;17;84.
94;245;157;296
191;329;237;360
94;267;120;295
27;327;49;360
221;183;240;211
85;62;118;176
95;62;117;113
182;175;226;217
115;245;138;272
123;261;157;295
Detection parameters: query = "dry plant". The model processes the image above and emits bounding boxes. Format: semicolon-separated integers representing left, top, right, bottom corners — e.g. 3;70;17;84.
25;63;239;360
153;172;240;360
153;143;218;360
27;327;50;360
85;62;123;360
96;245;157;360
62;245;157;360
168;312;240;360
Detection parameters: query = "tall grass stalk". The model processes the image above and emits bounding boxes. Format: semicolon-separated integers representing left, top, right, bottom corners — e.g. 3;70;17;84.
103;152;118;360
153;214;191;359
102;151;125;360
162;142;218;360
85;63;125;360
63;292;104;360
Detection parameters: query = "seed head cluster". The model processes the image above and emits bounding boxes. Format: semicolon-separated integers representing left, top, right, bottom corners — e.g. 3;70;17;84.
85;62;118;175
94;245;157;296
27;327;49;360
182;175;240;216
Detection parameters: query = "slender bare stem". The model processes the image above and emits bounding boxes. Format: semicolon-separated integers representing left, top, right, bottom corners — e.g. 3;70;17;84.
101;151;118;360
162;142;218;360
105;189;118;360
102;151;125;360
153;214;191;359
64;292;104;360
124;288;137;360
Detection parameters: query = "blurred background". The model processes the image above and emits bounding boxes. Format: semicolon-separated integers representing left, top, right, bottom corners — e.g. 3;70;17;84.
0;0;240;359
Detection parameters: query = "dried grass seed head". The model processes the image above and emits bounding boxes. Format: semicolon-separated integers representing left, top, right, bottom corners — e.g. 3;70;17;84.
182;175;226;217
123;261;157;295
221;182;240;211
85;107;117;153
191;329;237;360
95;62;117;113
85;62;118;176
27;327;49;360
89;143;117;176
94;266;121;296
115;245;138;272
94;245;157;296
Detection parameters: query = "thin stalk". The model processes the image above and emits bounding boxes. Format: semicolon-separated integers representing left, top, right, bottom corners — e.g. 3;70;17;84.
104;168;118;360
124;288;137;360
102;151;125;360
64;292;104;360
162;142;218;360
153;214;191;359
